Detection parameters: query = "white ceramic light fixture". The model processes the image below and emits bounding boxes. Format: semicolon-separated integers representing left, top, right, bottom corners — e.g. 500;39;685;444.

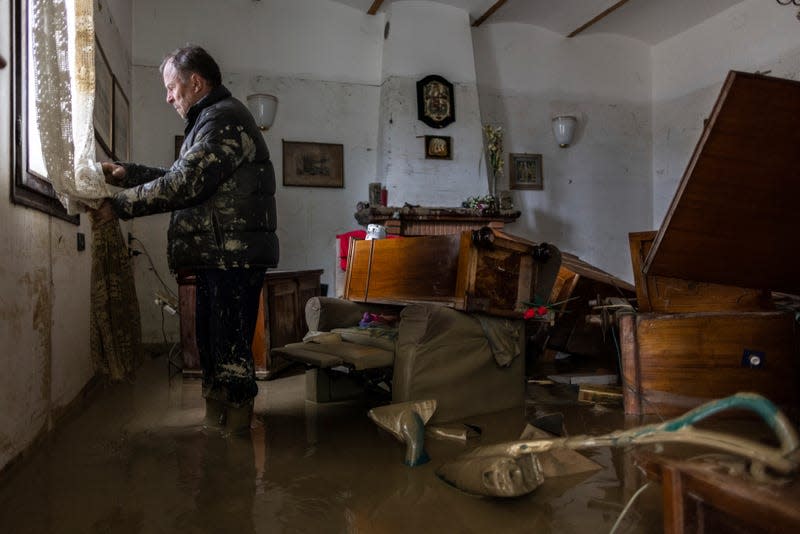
552;115;577;148
246;93;278;131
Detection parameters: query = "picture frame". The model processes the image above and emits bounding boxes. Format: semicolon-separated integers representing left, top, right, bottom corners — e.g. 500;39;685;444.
509;153;544;190
112;80;130;161
282;141;344;188
416;74;455;129
94;39;113;155
424;135;452;160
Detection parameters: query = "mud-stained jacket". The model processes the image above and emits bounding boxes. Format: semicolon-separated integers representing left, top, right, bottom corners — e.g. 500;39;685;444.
110;85;278;272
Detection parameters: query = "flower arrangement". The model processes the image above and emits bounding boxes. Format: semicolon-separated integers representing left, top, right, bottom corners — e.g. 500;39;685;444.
461;194;498;213
483;124;504;197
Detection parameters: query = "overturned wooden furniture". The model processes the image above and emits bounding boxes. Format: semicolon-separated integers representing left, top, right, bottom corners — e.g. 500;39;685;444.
621;71;800;417
344;227;561;318
635;450;800;534
538;252;636;364
354;205;520;236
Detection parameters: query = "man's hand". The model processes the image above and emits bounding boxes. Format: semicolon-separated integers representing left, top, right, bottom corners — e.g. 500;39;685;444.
88;199;117;225
101;162;126;186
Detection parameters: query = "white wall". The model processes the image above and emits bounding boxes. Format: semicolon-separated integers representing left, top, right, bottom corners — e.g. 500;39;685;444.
652;0;800;227
473;23;652;281
379;2;486;207
134;0;383;84
130;0;385;341
0;0;132;471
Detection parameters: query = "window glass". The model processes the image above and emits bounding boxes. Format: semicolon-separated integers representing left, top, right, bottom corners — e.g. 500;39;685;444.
26;16;47;179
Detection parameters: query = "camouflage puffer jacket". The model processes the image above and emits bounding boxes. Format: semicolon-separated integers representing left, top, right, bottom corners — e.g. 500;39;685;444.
110;85;278;272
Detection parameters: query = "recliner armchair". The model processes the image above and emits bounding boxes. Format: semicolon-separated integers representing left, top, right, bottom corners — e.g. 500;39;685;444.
271;296;526;423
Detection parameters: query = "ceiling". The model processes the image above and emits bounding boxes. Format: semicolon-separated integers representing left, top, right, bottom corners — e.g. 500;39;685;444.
331;0;747;45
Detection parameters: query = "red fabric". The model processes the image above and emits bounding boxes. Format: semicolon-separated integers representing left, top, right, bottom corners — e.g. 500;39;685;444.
335;230;401;271
336;230;367;271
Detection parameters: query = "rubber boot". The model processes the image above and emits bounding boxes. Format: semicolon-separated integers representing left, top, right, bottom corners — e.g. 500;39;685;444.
224;399;254;436
204;398;227;427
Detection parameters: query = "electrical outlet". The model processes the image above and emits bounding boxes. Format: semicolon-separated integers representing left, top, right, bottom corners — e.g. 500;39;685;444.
742;349;765;368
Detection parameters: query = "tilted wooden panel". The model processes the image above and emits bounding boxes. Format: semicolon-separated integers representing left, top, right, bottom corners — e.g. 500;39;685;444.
644;72;800;293
629;231;773;313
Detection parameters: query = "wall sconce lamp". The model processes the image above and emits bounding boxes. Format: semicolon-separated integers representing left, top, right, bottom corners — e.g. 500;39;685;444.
246;93;278;131
552;115;578;148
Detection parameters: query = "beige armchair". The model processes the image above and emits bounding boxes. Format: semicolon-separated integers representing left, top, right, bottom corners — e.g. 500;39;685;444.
271;296;525;423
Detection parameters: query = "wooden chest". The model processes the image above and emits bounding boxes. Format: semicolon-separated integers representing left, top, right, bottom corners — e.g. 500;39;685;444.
622;71;800;416
620;311;798;416
343;227;560;318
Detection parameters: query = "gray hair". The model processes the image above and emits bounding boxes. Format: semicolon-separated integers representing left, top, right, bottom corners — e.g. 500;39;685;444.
160;45;222;87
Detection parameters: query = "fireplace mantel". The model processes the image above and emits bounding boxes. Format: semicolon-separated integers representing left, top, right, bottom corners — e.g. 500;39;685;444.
354;206;521;236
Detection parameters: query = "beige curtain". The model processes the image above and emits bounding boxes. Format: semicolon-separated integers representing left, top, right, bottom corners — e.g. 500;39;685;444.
32;0;141;381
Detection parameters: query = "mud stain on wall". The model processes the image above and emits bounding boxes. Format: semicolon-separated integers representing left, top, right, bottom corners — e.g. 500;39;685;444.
20;269;53;406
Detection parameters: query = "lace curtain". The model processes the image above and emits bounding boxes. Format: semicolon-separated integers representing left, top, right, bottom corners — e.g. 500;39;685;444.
31;0;141;381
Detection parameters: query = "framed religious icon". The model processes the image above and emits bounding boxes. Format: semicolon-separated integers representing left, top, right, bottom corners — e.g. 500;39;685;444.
282;141;344;188
94;39;113;154
424;135;451;160
416;74;455;129
509;153;544;190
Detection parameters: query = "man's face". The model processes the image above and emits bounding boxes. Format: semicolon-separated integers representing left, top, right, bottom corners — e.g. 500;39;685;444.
163;61;201;119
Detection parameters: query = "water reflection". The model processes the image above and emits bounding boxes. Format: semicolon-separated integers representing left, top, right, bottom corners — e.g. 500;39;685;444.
173;429;257;533
0;358;670;533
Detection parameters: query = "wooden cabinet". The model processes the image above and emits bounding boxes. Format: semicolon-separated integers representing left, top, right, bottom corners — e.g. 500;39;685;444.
251;269;323;378
178;269;323;379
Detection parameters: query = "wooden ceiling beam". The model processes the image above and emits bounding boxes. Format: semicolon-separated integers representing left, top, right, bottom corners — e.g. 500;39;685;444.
472;0;507;27
367;0;385;15
567;0;631;38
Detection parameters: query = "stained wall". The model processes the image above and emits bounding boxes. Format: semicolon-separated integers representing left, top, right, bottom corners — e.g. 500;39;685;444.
0;0;132;471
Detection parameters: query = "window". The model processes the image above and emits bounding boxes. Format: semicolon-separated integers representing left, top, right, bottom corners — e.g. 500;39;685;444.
10;0;78;223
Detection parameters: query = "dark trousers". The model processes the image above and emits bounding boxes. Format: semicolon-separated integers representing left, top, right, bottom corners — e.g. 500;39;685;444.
195;268;265;406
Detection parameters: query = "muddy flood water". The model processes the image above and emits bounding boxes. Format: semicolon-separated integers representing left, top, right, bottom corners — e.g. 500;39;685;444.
0;356;673;533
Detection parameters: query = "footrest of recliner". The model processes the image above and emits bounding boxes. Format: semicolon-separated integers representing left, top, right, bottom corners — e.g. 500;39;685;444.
270;341;394;371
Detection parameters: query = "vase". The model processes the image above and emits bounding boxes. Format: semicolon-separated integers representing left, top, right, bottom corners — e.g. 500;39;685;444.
490;172;501;199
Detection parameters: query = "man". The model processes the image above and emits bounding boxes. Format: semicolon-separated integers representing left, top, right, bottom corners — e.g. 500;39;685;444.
91;45;278;434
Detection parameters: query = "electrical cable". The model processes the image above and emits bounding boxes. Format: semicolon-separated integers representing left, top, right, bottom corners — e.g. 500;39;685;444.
160;306;183;380
609;482;652;534
130;236;178;300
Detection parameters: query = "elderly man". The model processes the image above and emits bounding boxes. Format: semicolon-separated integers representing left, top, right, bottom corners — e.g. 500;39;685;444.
91;45;278;434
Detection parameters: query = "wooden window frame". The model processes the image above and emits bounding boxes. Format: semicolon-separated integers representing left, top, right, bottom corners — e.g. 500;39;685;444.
9;0;79;224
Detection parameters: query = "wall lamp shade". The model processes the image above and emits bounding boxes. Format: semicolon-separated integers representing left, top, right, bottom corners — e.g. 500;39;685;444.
247;93;278;131
552;115;577;148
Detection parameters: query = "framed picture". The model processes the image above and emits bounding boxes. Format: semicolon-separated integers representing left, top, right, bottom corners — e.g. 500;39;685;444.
94;39;113;154
509;153;544;190
424;135;451;160
282;141;344;188
416;74;455;129
112;80;130;161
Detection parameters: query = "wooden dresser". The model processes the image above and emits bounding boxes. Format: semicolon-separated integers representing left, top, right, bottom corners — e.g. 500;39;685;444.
179;269;323;379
